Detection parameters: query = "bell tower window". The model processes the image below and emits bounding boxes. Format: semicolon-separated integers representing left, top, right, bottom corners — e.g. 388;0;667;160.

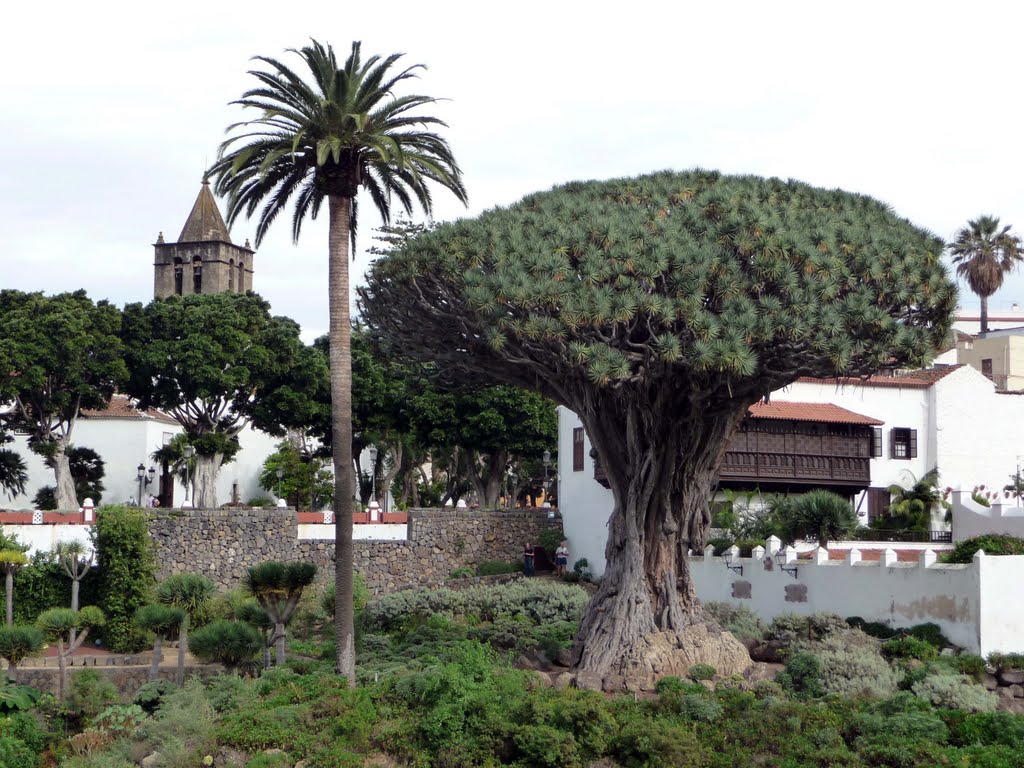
238;260;245;292
192;256;203;294
173;258;184;295
228;259;235;291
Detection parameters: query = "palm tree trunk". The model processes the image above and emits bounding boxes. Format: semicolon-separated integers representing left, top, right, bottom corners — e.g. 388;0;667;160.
328;194;357;686
5;570;12;626
150;635;163;681
980;294;990;335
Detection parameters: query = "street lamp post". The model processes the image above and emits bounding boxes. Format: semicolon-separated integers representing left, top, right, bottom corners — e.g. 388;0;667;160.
136;463;155;507
182;445;194;508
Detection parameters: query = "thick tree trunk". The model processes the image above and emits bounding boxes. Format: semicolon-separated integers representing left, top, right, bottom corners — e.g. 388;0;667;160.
328;194;357;686
274;622;287;665
52;440;79;511
150;635;163;681
476;450;507;507
570;396;753;691
5;571;12;626
192;453;223;508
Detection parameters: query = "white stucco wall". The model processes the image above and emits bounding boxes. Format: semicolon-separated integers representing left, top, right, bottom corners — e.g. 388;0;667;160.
0;523;92;556
298;523;407;541
556;406;614;578
951;492;1024;541
691;544;1024;655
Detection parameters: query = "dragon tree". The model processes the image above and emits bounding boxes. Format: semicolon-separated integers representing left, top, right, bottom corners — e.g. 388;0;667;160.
360;170;957;690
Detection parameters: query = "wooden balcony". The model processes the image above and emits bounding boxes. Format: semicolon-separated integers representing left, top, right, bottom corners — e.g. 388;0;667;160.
717;450;870;487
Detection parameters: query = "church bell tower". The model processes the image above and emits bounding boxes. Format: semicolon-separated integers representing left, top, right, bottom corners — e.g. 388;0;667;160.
153;179;255;298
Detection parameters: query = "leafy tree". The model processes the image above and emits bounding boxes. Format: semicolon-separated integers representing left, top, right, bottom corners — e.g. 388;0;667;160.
0;550;28;626
36;606;105;699
122;293;325;508
53;540;94;644
208;39;466;684
243;561;317;665
134;604;185;681
0;290;126;510
259;441;333;511
94;505;155;653
361;170;956;686
883;469;952;531
949;216;1022;334
0;626;43;683
33;446;106;510
156;573;215;685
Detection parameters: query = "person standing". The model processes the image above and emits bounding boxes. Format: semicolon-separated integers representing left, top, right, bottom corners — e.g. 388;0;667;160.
523;542;535;577
555;540;569;578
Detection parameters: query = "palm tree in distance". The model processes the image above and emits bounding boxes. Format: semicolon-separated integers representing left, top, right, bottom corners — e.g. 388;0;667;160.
949;216;1023;334
208;40;467;683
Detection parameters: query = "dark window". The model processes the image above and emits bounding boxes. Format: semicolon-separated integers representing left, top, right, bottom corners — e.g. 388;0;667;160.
871;427;883;458
982;358;993;380
238;260;245;292
572;428;585;472
228;259;235;291
867;487;890;523
890;427;917;460
192;256;203;294
173;257;183;295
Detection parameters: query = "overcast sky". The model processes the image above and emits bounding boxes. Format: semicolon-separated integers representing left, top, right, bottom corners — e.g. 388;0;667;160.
3;0;1024;340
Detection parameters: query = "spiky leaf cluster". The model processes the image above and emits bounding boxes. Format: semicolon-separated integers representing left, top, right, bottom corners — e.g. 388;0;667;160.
361;171;956;401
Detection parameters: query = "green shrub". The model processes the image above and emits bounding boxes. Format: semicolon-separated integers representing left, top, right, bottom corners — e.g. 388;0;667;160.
777;652;824;698
708;538;733;556
814;633;900;698
944;534;1024;563
912;674;998;712
751;679;784;699
612;716;706;768
703;602;765;643
64;669;119;725
987;652;1024;671
847;617;899;640
945;710;1024;748
476;560;520;576
94;505;155;652
247;496;275;507
131;679;177;715
767;612;848;644
189;620;261;670
0;734;36;768
0;710;48;756
654;676;702;696
687;663;716;681
245;750;292;768
512;724;580;768
947;654;987;680
907;622;949;648
572;558;591;581
93;704;147;739
882;636;939;661
141;681;218;766
449;567;474;579
537;528;563;554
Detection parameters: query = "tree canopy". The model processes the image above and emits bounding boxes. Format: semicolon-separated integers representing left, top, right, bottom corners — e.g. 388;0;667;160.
121;292;326;507
0;290;126;509
361;170;957;690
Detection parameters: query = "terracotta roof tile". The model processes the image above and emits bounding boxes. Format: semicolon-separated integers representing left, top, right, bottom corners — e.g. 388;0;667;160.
797;365;962;389
747;401;883;426
81;395;178;424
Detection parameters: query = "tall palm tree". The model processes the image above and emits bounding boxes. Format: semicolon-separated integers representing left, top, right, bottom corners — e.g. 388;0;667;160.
208;39;466;683
949;216;1023;334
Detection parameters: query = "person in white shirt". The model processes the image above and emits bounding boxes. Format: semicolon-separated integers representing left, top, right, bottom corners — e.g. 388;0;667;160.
555;540;569;578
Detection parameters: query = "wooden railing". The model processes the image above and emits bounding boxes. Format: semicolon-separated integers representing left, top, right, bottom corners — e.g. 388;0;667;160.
718;450;871;485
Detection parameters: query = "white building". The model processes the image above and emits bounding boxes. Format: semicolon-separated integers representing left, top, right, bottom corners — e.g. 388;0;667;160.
558;364;1024;577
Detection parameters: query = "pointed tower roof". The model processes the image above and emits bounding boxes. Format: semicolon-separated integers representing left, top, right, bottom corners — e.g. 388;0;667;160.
178;179;232;243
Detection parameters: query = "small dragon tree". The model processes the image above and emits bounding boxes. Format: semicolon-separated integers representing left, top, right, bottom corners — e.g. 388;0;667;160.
244;561;317;665
0;625;44;682
188;620;261;673
235;599;274;669
156;574;215;685
36;606;105;699
134;604;185;682
53;540;94;643
0;550;28;626
361;170;957;690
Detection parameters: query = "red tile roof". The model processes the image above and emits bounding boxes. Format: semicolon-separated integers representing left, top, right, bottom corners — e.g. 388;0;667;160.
81;395;177;424
797;365;962;390
747;401;883;426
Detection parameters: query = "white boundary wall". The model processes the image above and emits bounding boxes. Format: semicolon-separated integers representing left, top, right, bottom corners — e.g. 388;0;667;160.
951;491;1024;541
298;523;407;541
693;537;1024;656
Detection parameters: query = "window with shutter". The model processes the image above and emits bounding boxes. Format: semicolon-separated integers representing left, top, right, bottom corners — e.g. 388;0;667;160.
891;428;915;460
572;428;585;472
872;428;882;458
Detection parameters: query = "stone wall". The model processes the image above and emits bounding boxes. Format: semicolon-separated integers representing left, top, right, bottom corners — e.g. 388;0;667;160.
150;506;562;594
12;660;222;698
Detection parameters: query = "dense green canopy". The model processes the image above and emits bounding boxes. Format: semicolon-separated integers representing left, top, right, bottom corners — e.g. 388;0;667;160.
361;170;955;401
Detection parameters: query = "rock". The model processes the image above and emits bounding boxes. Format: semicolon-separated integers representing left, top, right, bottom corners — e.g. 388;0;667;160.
575;670;604;691
983;673;999;691
997;668;1024;686
555;648;574;667
214;748;247;767
531;671;552;688
997;686;1016;700
1011;685;1024;699
554;672;574;690
750;640;787;664
141;753;163;768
